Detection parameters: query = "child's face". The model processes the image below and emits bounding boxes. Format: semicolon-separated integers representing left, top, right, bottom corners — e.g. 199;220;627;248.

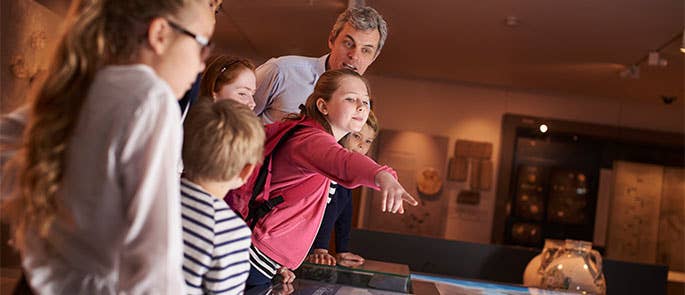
155;2;215;98
214;68;256;110
319;76;370;139
342;124;376;155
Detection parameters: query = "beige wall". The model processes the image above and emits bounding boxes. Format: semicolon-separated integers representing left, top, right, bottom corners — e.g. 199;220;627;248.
366;74;684;243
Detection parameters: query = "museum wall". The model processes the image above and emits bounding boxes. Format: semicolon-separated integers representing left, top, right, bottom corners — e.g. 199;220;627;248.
364;74;684;244
2;0;682;249
1;0;63;114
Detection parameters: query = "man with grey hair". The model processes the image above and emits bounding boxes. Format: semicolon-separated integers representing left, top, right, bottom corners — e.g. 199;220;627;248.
253;6;388;124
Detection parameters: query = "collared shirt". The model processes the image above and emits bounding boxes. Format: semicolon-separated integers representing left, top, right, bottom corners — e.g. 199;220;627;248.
21;64;186;294
253;55;328;124
181;179;251;294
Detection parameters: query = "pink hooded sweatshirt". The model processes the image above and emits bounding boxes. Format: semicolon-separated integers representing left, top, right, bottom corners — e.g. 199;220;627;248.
226;117;395;269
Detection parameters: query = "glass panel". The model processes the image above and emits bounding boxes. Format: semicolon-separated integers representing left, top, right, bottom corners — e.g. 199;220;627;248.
294;261;411;293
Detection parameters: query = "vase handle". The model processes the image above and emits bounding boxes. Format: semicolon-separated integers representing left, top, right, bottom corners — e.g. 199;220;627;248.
590;249;603;280
538;249;554;274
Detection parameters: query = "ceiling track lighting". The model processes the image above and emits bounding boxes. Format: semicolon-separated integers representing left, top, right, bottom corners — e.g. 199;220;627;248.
620;31;683;79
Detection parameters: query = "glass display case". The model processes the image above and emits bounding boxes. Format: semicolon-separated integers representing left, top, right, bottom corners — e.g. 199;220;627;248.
411;273;578;295
505;137;601;248
293;260;412;293
246;260;418;294
247;259;583;295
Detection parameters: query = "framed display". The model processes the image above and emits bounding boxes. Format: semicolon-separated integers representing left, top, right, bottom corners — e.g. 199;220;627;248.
361;130;449;238
606;161;663;264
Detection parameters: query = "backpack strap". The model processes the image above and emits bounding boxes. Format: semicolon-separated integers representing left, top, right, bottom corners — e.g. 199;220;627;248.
245;126;300;229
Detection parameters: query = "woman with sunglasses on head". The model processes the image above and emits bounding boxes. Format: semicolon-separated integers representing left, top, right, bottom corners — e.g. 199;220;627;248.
4;0;214;293
200;55;257;110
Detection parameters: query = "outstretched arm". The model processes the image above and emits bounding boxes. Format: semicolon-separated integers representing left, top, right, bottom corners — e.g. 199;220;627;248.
375;171;418;214
289;129;418;214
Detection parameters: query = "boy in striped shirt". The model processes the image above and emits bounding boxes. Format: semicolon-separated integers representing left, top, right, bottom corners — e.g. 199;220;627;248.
181;99;265;294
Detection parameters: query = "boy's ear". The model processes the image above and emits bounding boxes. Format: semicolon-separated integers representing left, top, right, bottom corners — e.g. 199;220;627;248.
238;163;256;183
147;17;172;55
316;98;328;115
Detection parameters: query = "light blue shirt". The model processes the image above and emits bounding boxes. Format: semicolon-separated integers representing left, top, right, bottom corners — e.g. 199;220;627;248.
253;55;328;124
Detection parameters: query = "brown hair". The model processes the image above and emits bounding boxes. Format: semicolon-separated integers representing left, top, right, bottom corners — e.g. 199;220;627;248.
8;0;202;247
199;55;255;100
286;68;370;134
182;99;264;182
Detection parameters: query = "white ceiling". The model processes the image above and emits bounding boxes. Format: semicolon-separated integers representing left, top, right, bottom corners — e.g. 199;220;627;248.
214;0;684;107
37;0;684;106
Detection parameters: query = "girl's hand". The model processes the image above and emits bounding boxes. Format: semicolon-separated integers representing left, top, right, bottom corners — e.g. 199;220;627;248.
271;282;294;295
375;171;418;213
277;267;296;284
306;249;337;265
336;252;365;267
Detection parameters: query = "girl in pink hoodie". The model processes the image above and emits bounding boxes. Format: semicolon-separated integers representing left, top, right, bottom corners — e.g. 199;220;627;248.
227;68;418;288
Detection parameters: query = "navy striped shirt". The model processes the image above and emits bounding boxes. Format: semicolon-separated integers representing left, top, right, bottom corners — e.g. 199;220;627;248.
249;244;281;279
181;179;251;294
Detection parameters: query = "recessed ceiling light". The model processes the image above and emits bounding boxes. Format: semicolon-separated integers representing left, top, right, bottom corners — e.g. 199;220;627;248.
539;124;548;133
504;16;520;27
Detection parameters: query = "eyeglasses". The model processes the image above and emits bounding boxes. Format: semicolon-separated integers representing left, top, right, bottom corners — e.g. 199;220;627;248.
166;19;213;61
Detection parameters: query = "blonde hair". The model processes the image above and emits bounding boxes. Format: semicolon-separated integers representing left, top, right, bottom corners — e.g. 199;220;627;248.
199;55;255;101
7;0;199;247
365;109;379;134
286;68;370;134
182;99;264;182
